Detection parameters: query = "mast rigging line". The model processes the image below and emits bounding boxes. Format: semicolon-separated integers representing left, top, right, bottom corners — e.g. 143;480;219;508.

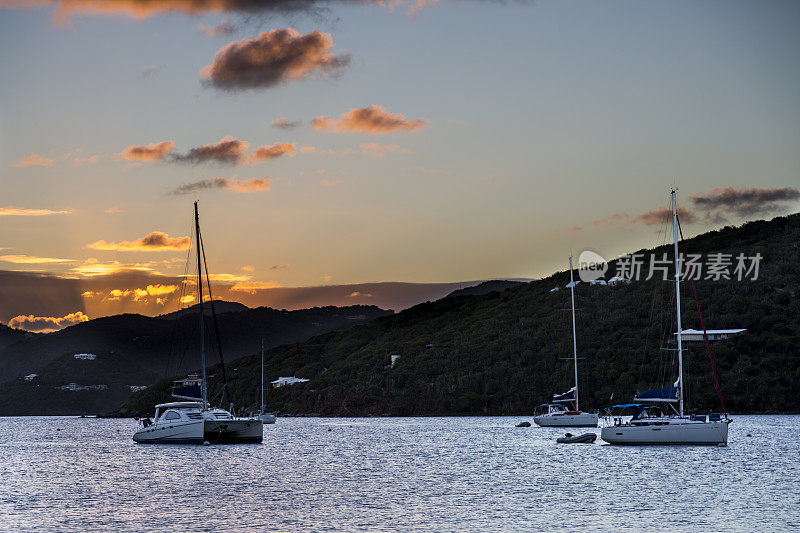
197;209;233;410
676;213;728;415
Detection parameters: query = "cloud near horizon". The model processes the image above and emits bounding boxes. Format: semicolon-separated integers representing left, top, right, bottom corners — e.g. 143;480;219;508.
8;311;89;332
247;142;296;163
312;105;428;134
0;254;75;264
12;153;54;168
169;176;270;195
0;206;74;216
201;29;350;91
87;231;190;252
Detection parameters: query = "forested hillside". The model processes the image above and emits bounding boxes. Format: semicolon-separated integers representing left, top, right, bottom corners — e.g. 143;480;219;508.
121;213;800;416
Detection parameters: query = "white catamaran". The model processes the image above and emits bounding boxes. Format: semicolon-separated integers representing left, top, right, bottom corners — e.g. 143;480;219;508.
600;190;731;445
534;257;599;428
133;202;263;444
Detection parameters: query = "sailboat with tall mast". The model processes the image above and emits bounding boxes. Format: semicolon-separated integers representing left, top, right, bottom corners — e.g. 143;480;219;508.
133;202;263;444
601;189;731;445
533;257;599;427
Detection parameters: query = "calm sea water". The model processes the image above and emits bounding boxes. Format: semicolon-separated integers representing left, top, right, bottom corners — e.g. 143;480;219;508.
1;416;798;532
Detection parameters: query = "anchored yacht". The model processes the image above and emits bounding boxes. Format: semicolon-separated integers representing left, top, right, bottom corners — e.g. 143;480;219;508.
601;190;731;445
133;202;263;444
533;257;599;428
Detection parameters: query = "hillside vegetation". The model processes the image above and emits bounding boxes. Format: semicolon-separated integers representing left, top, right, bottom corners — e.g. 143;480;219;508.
120;213;800;416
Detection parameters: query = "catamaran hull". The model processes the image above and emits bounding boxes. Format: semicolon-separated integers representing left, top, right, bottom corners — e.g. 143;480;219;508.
601;420;729;445
534;413;599;427
204;419;264;444
133;420;205;444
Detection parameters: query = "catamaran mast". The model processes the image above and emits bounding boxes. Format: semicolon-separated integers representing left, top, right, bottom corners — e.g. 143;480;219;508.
194;201;208;408
671;189;684;417
260;338;265;414
569;256;579;412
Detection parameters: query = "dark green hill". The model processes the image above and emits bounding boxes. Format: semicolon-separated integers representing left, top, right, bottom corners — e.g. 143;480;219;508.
0;323;39;351
446;280;525;298
119;213;800;417
0;305;391;415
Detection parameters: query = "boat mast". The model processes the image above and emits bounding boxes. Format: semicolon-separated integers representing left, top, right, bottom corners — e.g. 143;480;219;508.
671;189;684;417
194;201;208;408
569;256;579;412
261;338;265;414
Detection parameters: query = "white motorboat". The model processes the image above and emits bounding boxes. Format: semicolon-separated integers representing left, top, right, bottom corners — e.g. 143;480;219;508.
534;257;599;428
133;202;263;444
601;190;731;445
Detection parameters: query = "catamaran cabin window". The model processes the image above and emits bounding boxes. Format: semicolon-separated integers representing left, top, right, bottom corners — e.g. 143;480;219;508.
164;411;181;420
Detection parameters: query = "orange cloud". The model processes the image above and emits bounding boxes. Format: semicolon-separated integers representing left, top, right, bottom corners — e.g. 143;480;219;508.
106;284;178;302
201;29;350;91
247;142;296;164
0;206;73;216
230;281;282;293
13;153;54;168
70;260;162;277
169;176;270;195
0;254;75;264
87;231;190;252
242;265;255;272
312;105;427;134
115;141;175;162
105;207;123;214
348;291;373;298
8;311;88;332
359;143;411;157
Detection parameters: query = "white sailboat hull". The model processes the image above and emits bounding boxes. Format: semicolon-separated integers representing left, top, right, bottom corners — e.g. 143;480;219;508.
601;419;729;445
534;412;598;427
258;413;277;424
204;419;263;443
133;419;205;444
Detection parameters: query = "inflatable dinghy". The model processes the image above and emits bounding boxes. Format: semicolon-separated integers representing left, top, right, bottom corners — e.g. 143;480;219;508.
556;432;597;444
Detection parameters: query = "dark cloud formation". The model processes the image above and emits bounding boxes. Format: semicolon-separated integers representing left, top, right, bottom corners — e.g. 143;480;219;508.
270;118;301;129
691;187;800;218
171;136;249;164
201;29;350;91
169;176;270;195
312;105;428;134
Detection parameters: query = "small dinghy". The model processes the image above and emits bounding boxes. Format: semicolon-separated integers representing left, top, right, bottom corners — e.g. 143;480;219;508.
556;432;597;444
516;421;531;427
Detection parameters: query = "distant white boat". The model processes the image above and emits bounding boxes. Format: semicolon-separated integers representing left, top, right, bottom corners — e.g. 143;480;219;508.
534;257;599;428
133;202;263;444
601;190;731;445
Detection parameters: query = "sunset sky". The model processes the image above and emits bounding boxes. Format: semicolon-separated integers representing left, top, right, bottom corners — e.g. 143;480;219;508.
1;0;799;330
